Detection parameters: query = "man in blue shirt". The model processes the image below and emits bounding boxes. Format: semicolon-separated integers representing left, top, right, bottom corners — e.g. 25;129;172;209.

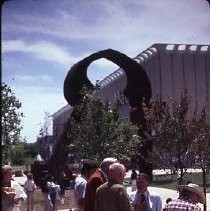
129;173;162;211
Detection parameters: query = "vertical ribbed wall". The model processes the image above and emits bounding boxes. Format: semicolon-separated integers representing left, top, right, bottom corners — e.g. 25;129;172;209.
140;44;210;113
97;43;209;117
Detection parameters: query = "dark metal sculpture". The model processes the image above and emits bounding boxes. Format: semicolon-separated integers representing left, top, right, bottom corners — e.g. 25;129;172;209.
63;48;153;177
64;48;152;107
46;48;152;179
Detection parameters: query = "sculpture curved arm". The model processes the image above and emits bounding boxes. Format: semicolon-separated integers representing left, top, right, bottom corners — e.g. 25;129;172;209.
63;48;152;107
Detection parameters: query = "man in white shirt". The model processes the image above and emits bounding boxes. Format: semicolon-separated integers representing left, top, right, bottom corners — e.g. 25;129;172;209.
24;172;37;211
73;161;99;211
2;165;27;211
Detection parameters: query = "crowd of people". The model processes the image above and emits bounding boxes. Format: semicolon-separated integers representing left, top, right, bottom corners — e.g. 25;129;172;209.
2;159;206;211
70;157;206;211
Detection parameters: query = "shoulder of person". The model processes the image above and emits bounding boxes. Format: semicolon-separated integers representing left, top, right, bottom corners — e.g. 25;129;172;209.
148;191;162;199
11;180;20;186
115;185;129;195
90;170;101;178
90;174;103;183
76;176;86;182
112;183;126;190
76;178;87;187
96;182;108;190
127;191;137;205
128;191;137;199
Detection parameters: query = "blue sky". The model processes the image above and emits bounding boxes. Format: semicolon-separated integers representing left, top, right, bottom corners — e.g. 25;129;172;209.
2;0;210;143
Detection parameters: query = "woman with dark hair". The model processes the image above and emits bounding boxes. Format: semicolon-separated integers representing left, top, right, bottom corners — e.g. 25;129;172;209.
40;173;54;211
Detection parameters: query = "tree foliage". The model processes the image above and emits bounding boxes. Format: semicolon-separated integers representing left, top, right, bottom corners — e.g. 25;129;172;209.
38;111;51;137
143;92;210;177
189;109;210;170
66;86;142;162
1;82;24;164
9;141;38;167
143;93;210;211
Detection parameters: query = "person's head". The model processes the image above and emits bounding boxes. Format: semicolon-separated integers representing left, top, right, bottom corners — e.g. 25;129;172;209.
131;169;137;179
100;157;118;177
27;172;34;180
178;183;205;204
72;173;77;180
109;163;126;184
2;165;13;183
166;198;172;204
45;173;53;181
81;160;99;179
136;173;151;193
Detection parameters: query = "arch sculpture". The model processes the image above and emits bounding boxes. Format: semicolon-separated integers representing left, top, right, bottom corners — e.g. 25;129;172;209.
48;48;153;179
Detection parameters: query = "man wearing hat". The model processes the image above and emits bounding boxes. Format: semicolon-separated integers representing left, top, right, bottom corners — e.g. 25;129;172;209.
164;183;205;211
84;157;117;211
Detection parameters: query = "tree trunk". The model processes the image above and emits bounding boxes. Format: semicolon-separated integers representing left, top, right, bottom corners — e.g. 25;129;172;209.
202;167;207;211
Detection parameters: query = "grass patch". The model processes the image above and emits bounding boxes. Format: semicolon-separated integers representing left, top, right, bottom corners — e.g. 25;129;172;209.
124;172;210;193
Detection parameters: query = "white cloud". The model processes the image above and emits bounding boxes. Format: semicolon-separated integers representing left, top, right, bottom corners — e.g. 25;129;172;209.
2;0;209;60
4;0;209;46
2;40;73;66
15;74;53;83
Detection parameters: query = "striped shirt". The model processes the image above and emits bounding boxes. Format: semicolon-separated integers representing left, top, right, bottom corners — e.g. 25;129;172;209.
164;199;201;211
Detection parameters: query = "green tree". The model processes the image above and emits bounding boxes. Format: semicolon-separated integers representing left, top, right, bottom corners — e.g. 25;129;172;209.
23;142;39;158
67;86;142;163
143;92;209;176
22;142;39;170
143;92;210;211
10;141;39;168
10;140;26;165
189;109;210;211
1;82;24;164
187;108;210;171
38;111;51;137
